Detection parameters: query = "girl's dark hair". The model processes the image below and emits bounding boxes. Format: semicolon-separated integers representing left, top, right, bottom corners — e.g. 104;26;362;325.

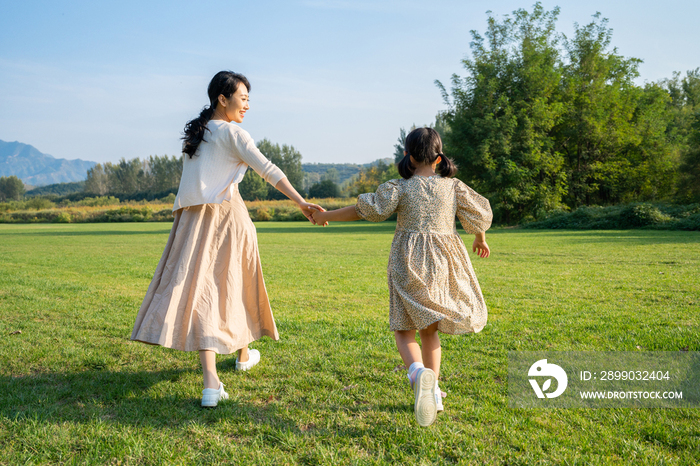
397;127;457;179
182;71;251;158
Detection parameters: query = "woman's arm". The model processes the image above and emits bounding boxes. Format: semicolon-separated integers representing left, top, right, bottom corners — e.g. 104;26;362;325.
311;205;360;225
274;177;325;224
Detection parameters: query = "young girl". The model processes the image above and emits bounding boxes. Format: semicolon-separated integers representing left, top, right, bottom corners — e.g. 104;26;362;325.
311;127;492;427
131;71;323;408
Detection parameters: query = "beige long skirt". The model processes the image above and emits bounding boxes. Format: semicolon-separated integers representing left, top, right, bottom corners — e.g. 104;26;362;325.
131;188;279;354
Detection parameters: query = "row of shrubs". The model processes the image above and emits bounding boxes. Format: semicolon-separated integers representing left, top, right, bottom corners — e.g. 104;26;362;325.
522;203;700;231
0;198;357;224
3;197;698;230
0;194;177;213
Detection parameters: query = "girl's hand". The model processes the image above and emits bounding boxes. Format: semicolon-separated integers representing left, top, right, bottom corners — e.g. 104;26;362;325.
472;239;490;258
310;207;329;226
298;202;325;225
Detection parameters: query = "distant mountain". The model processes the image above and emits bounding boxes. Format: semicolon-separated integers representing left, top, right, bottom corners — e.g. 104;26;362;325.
0;140;96;186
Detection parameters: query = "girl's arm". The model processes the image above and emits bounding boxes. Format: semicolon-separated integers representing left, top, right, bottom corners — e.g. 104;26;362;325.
472;231;490;258
274;177;325;224
311;205;360;225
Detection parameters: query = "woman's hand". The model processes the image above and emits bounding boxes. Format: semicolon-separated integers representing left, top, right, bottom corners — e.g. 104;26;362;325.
298;202;326;225
472;239;490;258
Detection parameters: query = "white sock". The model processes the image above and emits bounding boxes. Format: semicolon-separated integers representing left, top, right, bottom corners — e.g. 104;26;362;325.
407;362;425;386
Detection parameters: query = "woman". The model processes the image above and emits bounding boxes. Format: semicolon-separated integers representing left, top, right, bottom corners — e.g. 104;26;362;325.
131;71;322;407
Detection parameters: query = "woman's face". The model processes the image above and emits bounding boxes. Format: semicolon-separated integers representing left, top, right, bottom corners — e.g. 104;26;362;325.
218;83;250;123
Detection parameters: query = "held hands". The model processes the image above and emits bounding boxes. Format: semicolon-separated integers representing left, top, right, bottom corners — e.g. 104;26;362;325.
309;206;329;226
472;239;490;258
298;202;326;225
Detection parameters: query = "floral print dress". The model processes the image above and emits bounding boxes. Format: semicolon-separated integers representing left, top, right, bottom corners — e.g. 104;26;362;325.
355;176;492;334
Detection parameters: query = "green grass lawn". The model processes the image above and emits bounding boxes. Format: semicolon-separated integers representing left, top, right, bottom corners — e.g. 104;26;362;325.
0;222;699;465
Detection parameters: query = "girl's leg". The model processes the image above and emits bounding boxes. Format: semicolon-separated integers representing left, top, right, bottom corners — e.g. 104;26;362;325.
394;330;422;367
199;350;220;389
418;321;441;379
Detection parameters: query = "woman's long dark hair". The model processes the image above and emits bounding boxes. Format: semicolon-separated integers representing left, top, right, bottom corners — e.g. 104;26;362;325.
182;71;251;158
397;127;457;179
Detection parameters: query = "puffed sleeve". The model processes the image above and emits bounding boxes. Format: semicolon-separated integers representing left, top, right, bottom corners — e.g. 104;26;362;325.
355;179;401;222
230;128;286;186
455;179;493;234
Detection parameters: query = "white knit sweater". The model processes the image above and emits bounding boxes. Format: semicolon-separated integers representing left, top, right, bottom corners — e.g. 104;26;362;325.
173;120;286;211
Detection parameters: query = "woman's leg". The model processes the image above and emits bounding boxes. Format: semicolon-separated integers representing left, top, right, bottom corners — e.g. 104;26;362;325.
394;330;422;367
418;321;441;379
237;346;249;363
199;350;220;389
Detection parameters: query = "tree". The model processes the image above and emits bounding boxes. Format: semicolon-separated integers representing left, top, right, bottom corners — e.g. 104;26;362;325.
85;163;109;195
678;113;700;202
308;179;340;198
0;175;25;201
147;155;182;193
238;168;269;201
104;158;146;195
322;168;339;183
394;127;407;163
255;138;305;199
665;69;700;202
553;14;674;207
346;161;399;196
437;3;566;223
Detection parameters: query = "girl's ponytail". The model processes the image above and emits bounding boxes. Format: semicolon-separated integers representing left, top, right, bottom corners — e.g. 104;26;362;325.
397;153;415;179
401;127;456;179
437;154;458;178
182;106;215;158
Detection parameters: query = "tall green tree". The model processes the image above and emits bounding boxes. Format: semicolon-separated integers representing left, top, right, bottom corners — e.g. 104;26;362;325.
678;114;700;202
147;155;182;193
0;175;25;201
308;179;340;198
255;138;305;199
104;158;146;195
394;127;407;163
85;164;109;195
665;69;700;201
437;3;566;223
346;161;399;196
553;14;674;206
238;168;269;201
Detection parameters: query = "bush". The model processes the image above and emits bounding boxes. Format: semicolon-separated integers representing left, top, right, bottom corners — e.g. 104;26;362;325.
74;196;121;207
98;207;152;222
53;212;71;223
25;197;55;210
309;180;340;199
159;193;177;204
523;203;699;230
254;207;272;221
619;204;672;227
671;213;700;230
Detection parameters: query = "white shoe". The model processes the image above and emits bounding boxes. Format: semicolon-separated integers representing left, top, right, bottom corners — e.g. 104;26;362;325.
436;383;446;412
236;349;261;371
413;368;437;427
201;382;228;408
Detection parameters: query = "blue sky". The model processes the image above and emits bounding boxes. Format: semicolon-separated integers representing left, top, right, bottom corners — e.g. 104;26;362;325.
1;0;699;165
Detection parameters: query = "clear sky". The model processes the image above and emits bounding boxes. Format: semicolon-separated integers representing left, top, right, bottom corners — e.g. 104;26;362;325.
1;0;699;165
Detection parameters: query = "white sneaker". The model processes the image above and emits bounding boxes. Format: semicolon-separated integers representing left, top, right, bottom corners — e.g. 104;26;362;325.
436;382;446;412
201;382;228;408
413;368;437;427
236;349;261;371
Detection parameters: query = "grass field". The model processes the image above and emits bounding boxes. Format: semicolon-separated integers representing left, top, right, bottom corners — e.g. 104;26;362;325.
0;222;699;465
